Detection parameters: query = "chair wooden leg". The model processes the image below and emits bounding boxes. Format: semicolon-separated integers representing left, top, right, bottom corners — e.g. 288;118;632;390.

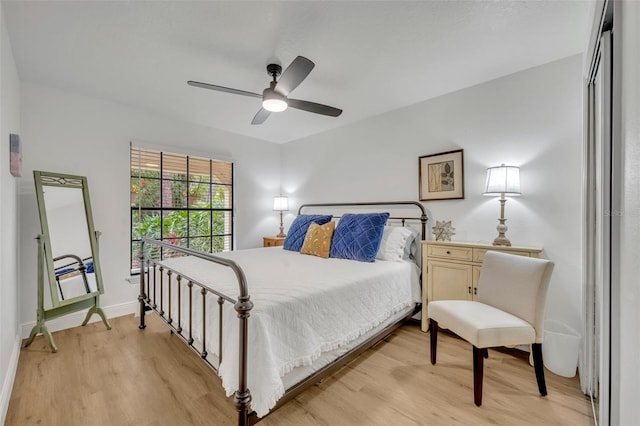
531;343;547;396
473;346;484;406
429;319;438;365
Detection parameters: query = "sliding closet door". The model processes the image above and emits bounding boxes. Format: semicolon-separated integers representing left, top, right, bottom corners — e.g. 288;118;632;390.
583;27;612;424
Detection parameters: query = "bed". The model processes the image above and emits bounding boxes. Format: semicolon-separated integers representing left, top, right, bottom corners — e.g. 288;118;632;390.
137;201;428;425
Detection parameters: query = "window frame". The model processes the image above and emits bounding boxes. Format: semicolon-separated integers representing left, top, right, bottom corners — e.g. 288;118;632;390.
130;147;234;274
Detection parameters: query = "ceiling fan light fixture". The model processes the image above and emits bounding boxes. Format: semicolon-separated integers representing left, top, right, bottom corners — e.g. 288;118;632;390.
262;88;287;112
262;98;288;112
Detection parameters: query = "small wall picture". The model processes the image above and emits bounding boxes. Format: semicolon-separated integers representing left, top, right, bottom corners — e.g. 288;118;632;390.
419;149;464;201
10;133;22;177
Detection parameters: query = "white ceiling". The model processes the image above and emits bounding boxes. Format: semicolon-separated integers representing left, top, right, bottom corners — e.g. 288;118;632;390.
3;1;593;144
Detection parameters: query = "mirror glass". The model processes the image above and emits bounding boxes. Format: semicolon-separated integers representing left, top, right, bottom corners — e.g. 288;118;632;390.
42;186;98;301
35;172;104;307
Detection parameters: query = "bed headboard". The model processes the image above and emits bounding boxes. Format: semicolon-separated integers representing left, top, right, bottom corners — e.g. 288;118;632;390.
297;201;428;241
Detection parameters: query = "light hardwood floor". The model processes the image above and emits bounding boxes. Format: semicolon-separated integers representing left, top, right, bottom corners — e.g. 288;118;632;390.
7;314;594;425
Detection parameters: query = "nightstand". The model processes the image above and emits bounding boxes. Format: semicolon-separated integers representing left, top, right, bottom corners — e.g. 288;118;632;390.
263;236;286;247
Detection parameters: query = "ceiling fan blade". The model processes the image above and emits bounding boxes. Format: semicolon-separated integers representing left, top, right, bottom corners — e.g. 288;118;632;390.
287;99;343;117
275;56;314;96
251;108;271;125
187;81;262;99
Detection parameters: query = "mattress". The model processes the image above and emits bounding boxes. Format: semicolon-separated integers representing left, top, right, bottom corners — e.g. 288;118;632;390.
159;246;421;417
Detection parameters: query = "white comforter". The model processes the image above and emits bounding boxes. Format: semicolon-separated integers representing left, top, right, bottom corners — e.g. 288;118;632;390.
160;247;420;417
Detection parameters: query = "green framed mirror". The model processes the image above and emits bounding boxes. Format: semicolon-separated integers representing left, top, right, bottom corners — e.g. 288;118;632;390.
25;171;110;352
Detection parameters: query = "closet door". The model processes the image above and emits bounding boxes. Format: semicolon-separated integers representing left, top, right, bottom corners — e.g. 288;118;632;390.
584;27;612;425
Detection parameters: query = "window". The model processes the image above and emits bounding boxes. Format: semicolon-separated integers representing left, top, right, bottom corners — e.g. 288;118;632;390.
130;147;234;272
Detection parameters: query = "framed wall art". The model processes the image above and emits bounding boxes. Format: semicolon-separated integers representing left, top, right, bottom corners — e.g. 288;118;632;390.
419;149;464;201
10;133;22;178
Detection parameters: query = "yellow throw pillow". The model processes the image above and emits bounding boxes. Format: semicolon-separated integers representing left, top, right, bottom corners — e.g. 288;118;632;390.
300;221;336;258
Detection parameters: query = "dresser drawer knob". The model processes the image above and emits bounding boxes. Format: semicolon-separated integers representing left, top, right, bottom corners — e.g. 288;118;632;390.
446;250;451;255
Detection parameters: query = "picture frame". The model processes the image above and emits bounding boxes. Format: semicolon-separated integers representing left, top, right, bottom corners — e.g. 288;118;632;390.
10;133;22;178
419;149;464;201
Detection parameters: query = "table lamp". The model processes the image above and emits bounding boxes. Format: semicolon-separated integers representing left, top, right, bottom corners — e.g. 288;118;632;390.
483;164;520;246
273;196;289;238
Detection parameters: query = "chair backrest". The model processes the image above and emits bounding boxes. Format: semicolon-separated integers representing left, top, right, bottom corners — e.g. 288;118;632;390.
476;251;554;342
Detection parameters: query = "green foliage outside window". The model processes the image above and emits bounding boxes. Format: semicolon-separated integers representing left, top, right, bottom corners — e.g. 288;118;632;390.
132;186;229;254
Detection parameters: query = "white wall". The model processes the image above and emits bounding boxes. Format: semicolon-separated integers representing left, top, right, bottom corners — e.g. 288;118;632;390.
616;1;640;423
282;55;583;332
18;83;282;333
0;4;22;423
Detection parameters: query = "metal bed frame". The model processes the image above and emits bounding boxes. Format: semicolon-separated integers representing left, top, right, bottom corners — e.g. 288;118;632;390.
137;201;427;426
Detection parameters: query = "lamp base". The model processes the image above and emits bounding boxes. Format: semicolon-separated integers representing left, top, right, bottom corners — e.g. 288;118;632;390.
276;212;286;238
492;219;511;246
492;235;512;247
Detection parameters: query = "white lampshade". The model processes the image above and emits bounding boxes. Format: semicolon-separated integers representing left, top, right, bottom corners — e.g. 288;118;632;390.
483;165;521;196
273;196;289;211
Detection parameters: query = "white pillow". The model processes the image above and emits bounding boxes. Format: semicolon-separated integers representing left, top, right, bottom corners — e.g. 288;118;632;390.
376;226;418;262
404;230;420;260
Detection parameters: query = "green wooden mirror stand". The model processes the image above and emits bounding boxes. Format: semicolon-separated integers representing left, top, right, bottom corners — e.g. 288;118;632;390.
25;171;111;353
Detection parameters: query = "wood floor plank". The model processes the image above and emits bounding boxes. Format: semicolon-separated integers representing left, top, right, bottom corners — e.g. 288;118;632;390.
6;314;594;425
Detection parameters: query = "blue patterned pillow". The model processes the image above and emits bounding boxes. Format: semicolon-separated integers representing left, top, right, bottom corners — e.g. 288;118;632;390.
330;213;390;262
283;214;333;252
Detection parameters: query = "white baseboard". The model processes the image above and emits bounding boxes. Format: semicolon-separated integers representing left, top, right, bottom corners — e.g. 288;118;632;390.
0;333;21;425
20;300;138;338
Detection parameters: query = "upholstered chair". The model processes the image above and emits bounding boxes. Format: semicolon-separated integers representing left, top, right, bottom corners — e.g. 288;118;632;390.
428;251;554;406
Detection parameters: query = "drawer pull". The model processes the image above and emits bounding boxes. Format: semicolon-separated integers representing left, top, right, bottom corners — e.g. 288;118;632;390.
446;250;451;255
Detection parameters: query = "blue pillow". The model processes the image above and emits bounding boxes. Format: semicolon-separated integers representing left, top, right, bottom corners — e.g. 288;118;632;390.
330;213;390;262
283;214;333;252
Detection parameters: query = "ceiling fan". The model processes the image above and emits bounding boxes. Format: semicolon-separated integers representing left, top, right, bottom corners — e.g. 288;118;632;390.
188;56;342;125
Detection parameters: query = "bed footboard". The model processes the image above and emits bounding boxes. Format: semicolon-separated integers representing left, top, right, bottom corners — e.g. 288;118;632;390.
138;237;253;426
